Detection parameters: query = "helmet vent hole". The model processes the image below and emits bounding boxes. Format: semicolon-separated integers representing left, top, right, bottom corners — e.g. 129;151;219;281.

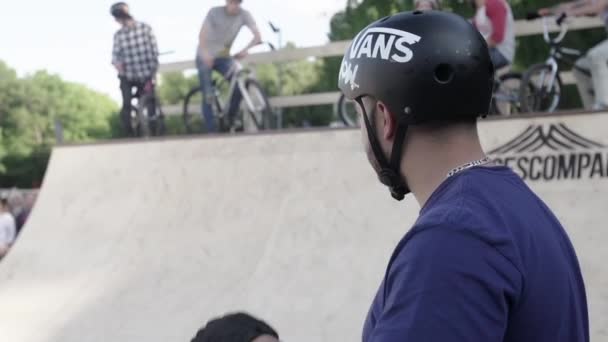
434;63;454;84
379;16;391;22
413;10;423;15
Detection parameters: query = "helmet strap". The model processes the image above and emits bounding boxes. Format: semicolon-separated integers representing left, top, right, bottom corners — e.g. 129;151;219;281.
357;98;410;201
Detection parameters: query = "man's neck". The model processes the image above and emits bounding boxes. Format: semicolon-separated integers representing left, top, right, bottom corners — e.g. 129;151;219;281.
402;129;487;208
224;7;239;16
122;19;135;28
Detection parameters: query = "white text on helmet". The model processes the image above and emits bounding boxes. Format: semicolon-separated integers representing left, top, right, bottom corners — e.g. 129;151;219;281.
339;61;360;91
349;27;421;63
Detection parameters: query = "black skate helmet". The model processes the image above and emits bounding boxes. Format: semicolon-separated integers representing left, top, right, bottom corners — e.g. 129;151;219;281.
338;10;494;200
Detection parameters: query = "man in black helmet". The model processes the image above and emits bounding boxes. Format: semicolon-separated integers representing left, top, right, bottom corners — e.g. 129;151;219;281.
110;2;159;136
339;11;588;342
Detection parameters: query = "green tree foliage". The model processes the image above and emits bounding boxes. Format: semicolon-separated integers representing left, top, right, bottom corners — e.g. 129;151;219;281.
0;61;118;187
254;43;333;127
158;71;200;105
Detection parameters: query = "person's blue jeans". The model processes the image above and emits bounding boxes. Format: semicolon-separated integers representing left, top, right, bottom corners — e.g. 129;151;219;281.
196;55;243;133
489;47;510;71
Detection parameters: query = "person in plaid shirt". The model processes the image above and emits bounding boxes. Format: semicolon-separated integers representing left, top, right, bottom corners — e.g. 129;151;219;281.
110;2;159;136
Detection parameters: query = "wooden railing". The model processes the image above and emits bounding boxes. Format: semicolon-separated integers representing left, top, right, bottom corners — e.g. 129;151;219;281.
159;16;603;113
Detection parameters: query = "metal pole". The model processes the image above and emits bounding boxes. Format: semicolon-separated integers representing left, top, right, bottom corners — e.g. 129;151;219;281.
269;21;284;130
54;118;64;144
277;29;284;129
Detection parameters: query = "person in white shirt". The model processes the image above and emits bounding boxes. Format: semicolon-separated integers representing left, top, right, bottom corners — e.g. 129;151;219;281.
540;0;608;110
0;197;17;259
469;0;516;70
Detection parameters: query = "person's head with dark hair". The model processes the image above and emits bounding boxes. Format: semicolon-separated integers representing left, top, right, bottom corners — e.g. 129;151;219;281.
225;0;244;15
191;312;279;342
110;2;133;24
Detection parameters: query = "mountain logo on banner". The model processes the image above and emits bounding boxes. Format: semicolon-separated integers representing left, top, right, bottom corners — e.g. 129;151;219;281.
489;123;608;181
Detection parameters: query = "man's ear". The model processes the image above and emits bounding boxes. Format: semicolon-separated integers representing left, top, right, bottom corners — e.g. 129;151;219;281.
377;102;397;141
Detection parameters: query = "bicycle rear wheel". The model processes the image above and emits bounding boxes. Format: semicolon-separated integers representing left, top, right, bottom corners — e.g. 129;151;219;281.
490;72;524;116
243;79;272;131
183;87;224;134
183;87;202;134
520;63;562;113
337;94;359;126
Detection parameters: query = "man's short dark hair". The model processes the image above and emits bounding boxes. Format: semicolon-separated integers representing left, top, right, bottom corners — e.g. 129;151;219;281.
110;2;132;20
191;312;278;342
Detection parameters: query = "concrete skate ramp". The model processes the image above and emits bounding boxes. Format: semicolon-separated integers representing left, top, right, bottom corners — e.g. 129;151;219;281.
0;112;607;341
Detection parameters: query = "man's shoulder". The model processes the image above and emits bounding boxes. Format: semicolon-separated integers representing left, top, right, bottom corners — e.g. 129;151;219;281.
240;8;255;22
413;168;523;242
135;21;152;30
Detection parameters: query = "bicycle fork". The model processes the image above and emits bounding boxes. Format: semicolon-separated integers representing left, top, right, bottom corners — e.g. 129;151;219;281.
541;58;560;93
237;79;258;112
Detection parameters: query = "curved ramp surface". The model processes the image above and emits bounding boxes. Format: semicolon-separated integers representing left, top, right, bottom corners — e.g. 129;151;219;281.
0;112;607;341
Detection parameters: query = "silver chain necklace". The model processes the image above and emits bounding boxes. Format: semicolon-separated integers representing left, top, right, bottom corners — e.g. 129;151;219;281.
446;156;492;178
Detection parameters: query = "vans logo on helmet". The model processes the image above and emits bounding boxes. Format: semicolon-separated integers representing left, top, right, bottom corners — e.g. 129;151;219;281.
349;27;421;63
339;61;360;91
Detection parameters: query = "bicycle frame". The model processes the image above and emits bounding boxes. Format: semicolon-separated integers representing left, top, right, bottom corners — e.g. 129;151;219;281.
536;16;588;92
217;61;261;119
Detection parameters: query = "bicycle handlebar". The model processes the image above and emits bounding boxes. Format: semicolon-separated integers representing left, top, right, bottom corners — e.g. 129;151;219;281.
268;21;280;33
556;12;568;26
263;41;277;51
531;12;569;44
526;10;567;25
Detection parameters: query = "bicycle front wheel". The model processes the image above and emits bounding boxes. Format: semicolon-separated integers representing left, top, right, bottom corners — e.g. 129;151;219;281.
183;87;202;134
520;64;562;113
243;79;272;131
140;93;165;137
337;93;359;127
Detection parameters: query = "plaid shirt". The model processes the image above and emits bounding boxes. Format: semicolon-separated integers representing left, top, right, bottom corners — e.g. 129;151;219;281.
112;21;159;82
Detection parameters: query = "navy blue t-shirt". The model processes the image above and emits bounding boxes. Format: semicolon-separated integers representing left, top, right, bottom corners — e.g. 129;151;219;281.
363;166;588;342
